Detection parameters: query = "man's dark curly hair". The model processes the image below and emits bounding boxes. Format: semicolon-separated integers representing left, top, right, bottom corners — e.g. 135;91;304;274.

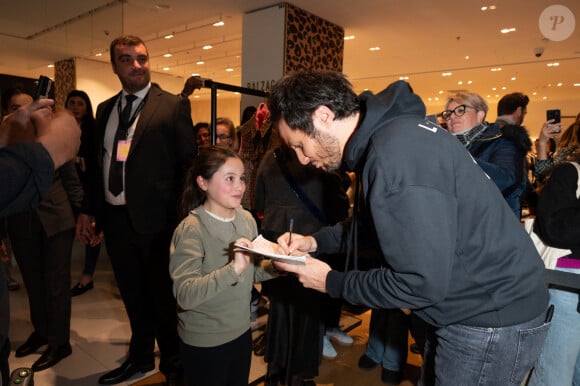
268;70;360;135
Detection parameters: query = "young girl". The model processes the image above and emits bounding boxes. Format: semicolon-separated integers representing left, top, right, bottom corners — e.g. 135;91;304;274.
169;146;278;386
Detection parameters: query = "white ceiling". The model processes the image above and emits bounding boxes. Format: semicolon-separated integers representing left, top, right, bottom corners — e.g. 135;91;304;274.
1;0;579;111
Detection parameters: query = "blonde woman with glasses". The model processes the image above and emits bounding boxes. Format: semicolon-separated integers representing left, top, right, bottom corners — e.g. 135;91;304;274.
441;92;531;218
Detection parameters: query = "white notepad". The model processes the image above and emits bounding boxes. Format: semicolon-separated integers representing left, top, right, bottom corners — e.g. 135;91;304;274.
234;235;307;265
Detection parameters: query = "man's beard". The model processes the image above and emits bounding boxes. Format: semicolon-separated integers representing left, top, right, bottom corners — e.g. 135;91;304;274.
313;130;342;172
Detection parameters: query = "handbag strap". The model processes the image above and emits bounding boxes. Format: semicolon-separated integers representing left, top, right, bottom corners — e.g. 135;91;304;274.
273;148;328;225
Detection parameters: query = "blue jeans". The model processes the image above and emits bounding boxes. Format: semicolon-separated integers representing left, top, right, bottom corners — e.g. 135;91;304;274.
365;308;408;372
528;267;580;386
419;309;550;386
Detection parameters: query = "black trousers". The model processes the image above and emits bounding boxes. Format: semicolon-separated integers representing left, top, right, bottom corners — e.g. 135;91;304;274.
8;211;73;347
180;329;252;386
102;204;180;373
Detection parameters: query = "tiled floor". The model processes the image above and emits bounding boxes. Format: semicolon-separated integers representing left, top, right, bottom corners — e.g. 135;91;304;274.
7;240;422;385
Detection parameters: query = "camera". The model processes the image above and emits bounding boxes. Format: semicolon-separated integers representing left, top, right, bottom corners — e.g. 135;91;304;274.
534;47;544;58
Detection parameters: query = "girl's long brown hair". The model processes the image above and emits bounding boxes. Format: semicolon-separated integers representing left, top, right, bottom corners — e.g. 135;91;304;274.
179;146;241;219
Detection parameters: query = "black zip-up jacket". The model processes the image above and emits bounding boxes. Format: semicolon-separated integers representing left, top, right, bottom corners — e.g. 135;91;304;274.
315;81;548;328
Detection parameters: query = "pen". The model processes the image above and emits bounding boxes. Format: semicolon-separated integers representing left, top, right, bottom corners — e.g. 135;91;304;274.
288;218;294;248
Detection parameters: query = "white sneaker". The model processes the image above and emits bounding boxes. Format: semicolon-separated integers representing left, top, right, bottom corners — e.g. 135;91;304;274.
323;335;337;359
326;328;354;346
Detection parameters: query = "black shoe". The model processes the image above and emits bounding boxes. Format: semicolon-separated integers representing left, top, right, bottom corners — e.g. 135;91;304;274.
98;359;155;384
358;354;378;371
381;368;402;385
32;343;72;372
71;280;94;296
15;332;48;357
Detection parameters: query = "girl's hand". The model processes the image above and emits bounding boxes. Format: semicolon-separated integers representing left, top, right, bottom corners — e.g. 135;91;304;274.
233;238;252;275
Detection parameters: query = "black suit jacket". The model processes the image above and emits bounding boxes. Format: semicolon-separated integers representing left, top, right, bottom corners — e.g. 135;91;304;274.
83;84;195;234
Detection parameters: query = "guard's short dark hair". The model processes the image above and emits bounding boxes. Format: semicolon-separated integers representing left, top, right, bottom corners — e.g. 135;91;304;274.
109;35;147;65
497;92;529;116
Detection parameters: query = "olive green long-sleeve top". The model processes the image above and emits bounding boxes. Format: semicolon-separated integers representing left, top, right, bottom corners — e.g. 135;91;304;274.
169;206;276;347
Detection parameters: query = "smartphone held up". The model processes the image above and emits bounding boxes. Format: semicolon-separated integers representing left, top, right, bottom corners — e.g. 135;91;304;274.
33;75;54;100
546;109;561;134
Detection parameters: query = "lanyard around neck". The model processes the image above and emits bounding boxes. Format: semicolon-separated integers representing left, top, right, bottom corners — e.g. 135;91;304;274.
117;94;147;130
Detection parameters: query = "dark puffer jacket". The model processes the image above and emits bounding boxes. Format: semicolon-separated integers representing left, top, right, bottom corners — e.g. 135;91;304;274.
467;123;531;218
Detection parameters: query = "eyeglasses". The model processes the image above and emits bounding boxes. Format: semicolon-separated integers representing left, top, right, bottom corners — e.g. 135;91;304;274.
441;105;475;120
216;134;232;141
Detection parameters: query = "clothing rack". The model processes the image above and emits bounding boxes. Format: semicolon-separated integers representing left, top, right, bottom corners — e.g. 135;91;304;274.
202;79;269;146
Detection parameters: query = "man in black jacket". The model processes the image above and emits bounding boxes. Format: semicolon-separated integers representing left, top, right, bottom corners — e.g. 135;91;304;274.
76;35;195;385
269;70;550;385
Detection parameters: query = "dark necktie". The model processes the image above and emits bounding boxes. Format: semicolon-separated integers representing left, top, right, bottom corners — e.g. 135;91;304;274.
109;94;137;196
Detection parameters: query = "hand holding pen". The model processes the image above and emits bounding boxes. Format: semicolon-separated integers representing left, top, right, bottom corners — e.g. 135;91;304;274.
287;219;294;253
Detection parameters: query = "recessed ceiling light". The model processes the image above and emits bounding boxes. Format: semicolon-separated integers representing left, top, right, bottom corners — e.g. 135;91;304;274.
399;76;409;80
196;60;204;65
225;67;234;72
95;52;102;57
511;77;516;81
557;83;563;87
47;64;54;68
164;34;174;39
369;47;381;51
533;92;537;95
458;81;463;85
193;95;200;99
467;80;473;85
491;67;502;72
191;73;200;76
163;67;170;71
543;96;548;100
163;53;172;58
442;72;452;77
465;55;470;60
574;83;580;87
213;21;224;27
547;62;560;67
344;35;355;40
439;90;443;94
500;27;516;34
203;45;213;50
501;86;507;90
492;87;497;91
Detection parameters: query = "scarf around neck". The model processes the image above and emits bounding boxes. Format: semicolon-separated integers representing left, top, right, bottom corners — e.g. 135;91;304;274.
454;122;488;147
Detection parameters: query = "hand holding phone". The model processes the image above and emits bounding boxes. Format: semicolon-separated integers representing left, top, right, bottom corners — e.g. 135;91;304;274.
546;109;561;134
33;75;54;100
